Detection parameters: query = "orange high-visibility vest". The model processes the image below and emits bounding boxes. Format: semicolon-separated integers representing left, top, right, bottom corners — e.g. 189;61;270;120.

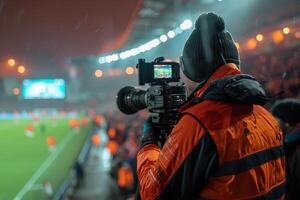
91;134;101;147
183;100;285;199
108;128;117;138
118;166;134;188
106;140;119;155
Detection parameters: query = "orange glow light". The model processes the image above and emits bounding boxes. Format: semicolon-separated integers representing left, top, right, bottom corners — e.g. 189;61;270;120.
107;68;122;76
91;134;101;147
95;69;103;78
126;66;135;75
247;38;257;50
8;59;16;67
106;140;119;155
235;42;240;49
272;31;284;43
283;27;290;34
18;66;25;74
13;88;20;95
108;128;117;138
256;34;264;42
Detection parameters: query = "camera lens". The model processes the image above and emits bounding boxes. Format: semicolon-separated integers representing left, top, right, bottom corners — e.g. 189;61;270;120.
116;86;147;114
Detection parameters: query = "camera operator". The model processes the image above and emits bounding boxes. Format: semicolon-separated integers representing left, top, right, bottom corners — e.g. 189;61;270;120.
136;13;285;200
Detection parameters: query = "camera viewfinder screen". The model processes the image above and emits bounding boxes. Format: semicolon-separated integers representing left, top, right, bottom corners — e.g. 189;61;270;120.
154;64;172;79
22;79;66;99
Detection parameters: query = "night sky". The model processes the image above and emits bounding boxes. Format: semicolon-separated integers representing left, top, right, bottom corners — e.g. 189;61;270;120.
0;0;143;76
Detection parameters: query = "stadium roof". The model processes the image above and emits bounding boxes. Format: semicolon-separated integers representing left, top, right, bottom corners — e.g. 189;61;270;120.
0;0;143;76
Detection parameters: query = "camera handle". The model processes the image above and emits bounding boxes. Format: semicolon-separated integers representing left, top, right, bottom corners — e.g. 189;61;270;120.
153;57;165;63
150;109;180;146
158;126;174;147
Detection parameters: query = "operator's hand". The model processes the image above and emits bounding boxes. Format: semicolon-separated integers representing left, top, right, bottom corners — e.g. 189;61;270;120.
140;118;159;148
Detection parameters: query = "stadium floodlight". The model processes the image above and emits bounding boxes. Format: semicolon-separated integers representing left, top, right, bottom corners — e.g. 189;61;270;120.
120;52;127;59
150;39;160;48
138;44;145;52
144;42;153;51
167;30;176;38
18;65;25;74
283;27;290;34
98;57;106;64
96;18;196;64
141;42;148;51
126;66;135;75
111;54;119;61
180;19;193;30
160;34;168;42
120;50;133;59
125;50;132;58
135;48;141;55
175;27;183;35
256;34;264;42
95;69;103;77
130;48;140;56
8;58;16;67
106;55;113;63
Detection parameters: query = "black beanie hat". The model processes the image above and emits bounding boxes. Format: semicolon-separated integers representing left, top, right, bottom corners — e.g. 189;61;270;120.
182;12;240;82
271;98;300;126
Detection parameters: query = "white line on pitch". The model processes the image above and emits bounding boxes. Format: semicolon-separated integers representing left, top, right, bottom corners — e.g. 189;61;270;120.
13;132;74;200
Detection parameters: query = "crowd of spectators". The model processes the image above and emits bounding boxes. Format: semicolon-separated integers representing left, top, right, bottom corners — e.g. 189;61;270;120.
242;46;300;98
99;111;148;199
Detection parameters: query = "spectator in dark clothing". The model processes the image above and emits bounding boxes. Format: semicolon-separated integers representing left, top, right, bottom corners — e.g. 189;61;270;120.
75;161;85;187
271;98;300;200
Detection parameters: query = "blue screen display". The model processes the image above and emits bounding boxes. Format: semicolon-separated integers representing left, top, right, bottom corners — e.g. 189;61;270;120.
22;79;66;99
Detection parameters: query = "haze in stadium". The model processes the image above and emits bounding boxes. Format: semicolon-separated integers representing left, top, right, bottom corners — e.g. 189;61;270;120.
0;0;299;200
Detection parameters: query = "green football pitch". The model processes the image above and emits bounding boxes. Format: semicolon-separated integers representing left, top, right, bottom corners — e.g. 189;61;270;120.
0;117;91;200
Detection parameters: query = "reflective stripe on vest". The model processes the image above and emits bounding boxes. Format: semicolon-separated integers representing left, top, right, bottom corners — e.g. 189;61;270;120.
253;182;285;200
196;183;285;200
213;145;284;177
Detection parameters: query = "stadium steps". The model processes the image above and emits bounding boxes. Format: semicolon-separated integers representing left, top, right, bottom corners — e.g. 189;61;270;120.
72;146;122;200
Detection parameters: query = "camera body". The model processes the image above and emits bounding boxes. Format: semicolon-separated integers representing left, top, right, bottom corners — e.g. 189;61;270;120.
117;58;186;133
